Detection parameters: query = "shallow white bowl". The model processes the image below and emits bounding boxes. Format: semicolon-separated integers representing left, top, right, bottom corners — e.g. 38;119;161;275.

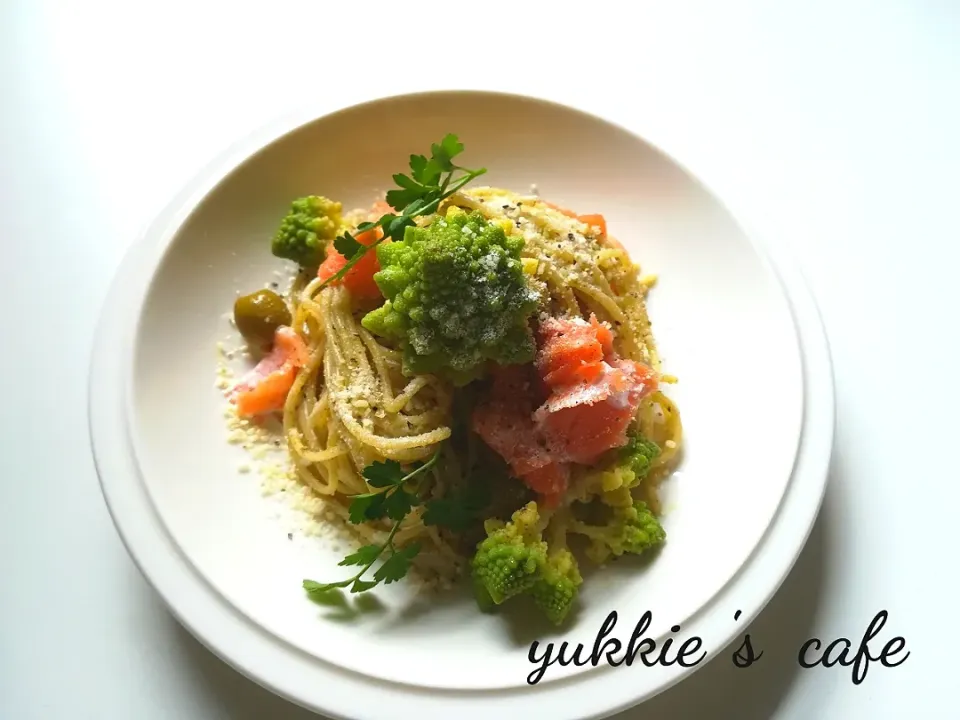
90;90;834;720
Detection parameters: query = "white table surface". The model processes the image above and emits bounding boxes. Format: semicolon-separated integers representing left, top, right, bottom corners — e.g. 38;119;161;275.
2;1;958;718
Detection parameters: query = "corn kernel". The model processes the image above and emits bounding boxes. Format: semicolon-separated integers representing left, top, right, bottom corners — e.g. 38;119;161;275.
521;258;539;275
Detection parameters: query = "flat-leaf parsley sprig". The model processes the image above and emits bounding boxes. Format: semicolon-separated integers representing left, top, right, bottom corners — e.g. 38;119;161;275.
302;444;491;597
320;134;487;291
303;450;440;596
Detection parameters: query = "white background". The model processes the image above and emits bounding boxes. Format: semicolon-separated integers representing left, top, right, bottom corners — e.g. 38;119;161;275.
1;1;957;718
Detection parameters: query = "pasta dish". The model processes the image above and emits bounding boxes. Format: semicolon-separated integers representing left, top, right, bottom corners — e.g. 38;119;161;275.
222;134;682;625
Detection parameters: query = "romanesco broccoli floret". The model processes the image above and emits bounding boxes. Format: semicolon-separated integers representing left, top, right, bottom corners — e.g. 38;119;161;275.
472;502;546;606
471;501;584;626
270;195;344;267
531;548;583;625
589;428;662;494
620;430;661;483
573;500;666;565
361;208;539;384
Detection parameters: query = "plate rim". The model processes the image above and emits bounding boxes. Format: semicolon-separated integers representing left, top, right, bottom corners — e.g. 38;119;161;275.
88;88;835;720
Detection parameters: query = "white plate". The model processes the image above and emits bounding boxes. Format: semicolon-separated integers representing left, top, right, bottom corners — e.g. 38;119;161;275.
89;90;834;719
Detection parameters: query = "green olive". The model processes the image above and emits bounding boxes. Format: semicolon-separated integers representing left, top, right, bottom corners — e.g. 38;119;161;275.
234;288;292;346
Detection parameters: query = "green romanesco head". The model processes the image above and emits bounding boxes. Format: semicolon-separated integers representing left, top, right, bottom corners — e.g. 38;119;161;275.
581;428;662;495
620;430;661;485
471;502;547;605
619;501;667;554
361;208;539;384
531;548;583;625
583;501;666;565
270;195;343;268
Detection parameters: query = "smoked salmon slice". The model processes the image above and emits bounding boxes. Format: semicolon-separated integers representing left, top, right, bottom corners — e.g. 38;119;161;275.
231;326;309;417
471;314;659;503
471;366;554;475
533;358;658;465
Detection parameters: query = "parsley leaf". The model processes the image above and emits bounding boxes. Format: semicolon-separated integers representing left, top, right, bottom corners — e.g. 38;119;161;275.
348;494;378;524
374;542;422;585
361;493;389;521
338;544;382;567
362;460;405;488
385;186;422;212
303;580;332;594
384;214;414;242
333;231;364;260
317;134;486;291
303;579;351;598
409;153;428;178
352;457;430;525
409;154;442;186
350;579;379;593
302;585;347;608
431;133;465;172
302;449;441;597
382;488;418;521
392;172;432;194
